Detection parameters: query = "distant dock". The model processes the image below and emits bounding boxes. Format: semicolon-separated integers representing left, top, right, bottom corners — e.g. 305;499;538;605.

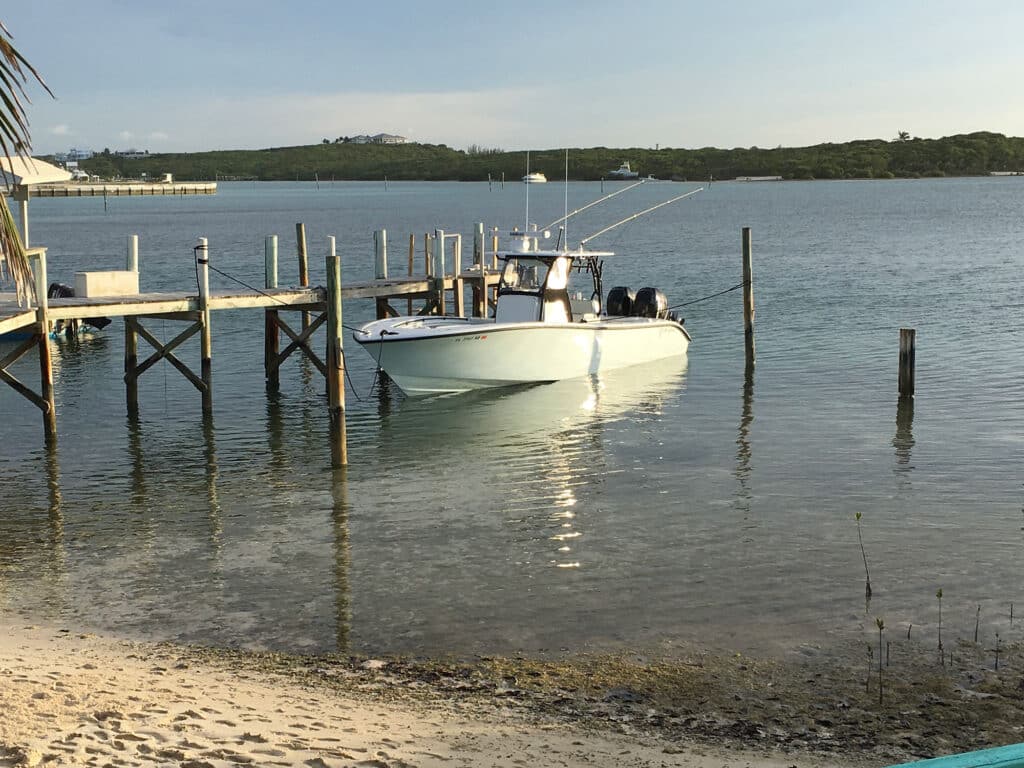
30;181;217;197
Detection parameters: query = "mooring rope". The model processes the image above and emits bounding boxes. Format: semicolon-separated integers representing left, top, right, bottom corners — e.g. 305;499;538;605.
667;280;748;311
191;243;293;306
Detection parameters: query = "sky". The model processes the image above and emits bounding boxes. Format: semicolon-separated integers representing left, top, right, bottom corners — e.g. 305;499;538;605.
6;1;1024;155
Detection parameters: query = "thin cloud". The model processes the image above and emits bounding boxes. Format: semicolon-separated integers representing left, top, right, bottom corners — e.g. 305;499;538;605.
50;124;71;136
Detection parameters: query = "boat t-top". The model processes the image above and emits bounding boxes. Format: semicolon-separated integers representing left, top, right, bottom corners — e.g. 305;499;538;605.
353;182;703;395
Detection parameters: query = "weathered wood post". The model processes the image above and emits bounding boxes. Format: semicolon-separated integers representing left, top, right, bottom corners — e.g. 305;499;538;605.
453;234;464;317
374;228;389;319
30;249;56;440
264;234;280;392
125;235;140;415
326;236;348;467
473;222;486;317
196;237;213;414
407;233;415;315
898;328;916;398
432;229;446;315
742;227;755;368
296;222;310;331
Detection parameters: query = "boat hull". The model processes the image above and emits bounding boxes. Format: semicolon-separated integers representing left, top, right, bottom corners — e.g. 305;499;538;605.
353;316;690;395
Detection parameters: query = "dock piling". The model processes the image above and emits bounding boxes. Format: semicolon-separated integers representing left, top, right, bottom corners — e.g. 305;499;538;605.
453;234;464;317
898;328;916;398
264;235;280;392
29;249;56;440
407;234;415;314
473;222;486;317
326;236;348;467
125;235;140;414
374;229;389;319
196;238;213;413
296;223;310;331
742;227;756;369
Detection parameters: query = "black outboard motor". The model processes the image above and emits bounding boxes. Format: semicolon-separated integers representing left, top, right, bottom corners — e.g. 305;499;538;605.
605;286;635;316
47;282;74;299
46;282;112;331
632;287;669;319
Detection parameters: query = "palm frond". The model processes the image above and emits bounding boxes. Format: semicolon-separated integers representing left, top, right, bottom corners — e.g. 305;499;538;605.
0;20;52;300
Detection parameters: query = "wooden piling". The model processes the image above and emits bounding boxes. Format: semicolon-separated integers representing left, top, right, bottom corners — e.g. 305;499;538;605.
407;233;415;315
30;250;56;440
435;229;446;315
125;235;139;415
898;328;916;398
453;234;464;317
296;223;310;331
741;227;756;368
473;222;486;317
326;237;348;467
374;229;389;319
196;238;213;413
264;235;280;391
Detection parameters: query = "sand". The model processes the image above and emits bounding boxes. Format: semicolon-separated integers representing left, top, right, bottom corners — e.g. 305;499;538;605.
0;621;849;768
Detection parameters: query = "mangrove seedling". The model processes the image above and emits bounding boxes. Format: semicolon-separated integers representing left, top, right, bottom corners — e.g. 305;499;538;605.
937;588;944;660
975;605;981;644
856;512;872;602
876;617;885;705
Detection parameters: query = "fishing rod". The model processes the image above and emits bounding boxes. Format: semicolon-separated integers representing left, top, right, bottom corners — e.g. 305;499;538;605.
579;187;704;246
541;177;650;232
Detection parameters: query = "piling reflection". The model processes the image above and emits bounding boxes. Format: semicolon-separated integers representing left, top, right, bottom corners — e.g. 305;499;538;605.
0;443;68;616
44;442;68;612
201;415;223;563
734;365;755;518
893;396;915;482
330;466;352;653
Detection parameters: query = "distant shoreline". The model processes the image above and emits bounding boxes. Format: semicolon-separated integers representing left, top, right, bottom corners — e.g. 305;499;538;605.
58;131;1024;184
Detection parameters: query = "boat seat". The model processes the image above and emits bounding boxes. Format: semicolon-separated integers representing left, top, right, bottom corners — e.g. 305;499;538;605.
495;293;542;323
569;296;600;321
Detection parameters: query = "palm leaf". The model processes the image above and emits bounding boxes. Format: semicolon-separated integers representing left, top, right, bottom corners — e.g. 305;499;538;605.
0;20;52;300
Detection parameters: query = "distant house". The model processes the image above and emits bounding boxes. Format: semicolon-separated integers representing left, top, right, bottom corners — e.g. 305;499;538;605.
53;147;94;162
346;133;408;145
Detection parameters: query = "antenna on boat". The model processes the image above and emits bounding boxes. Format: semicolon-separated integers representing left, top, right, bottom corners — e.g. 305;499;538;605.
579;187;704;246
524;149;530;231
563;149;569;249
542;178;649;232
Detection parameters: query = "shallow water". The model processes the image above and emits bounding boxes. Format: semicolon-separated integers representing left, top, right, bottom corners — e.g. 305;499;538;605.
1;178;1022;657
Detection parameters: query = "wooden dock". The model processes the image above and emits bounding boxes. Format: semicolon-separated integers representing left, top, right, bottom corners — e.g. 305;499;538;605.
1;225;501;466
32;182;217;197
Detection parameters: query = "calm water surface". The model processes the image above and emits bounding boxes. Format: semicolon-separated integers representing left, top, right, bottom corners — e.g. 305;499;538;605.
1;178;1022;658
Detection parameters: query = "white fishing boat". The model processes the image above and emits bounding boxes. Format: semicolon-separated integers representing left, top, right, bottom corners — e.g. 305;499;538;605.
353;181;703;395
607;161;639;179
522;172;547;183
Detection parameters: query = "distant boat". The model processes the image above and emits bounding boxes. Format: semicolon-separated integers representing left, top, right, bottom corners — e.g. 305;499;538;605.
607;161;639;180
522;172;547;184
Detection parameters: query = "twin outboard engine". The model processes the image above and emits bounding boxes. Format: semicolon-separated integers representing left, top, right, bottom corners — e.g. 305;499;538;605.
606;285;683;324
633;287;669;319
605;286;635;316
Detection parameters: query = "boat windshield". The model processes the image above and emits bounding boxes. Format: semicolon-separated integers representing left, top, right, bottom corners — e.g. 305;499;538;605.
499;257;550;294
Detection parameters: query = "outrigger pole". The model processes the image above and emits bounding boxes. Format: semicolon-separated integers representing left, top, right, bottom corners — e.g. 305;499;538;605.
579;187;704;246
542;178;649;232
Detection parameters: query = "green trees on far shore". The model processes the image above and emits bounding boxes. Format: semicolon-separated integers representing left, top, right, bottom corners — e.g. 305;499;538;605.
70;131;1024;183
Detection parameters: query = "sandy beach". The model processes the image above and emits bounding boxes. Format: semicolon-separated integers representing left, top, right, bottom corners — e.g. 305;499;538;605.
0;621;854;768
4;617;1023;768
